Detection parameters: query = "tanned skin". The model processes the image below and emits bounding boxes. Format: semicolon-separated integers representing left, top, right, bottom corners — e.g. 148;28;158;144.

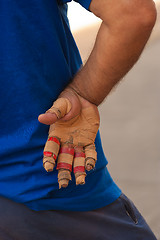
38;0;157;178
39;0;156;124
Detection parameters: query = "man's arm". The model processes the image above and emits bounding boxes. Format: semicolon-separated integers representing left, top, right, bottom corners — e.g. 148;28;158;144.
39;0;157;124
69;0;157;105
38;0;157;187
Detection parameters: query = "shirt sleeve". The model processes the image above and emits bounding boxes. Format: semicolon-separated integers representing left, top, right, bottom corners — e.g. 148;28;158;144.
74;0;92;10
59;0;92;11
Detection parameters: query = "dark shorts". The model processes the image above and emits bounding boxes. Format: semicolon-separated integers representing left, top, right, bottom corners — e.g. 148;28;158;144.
0;194;157;240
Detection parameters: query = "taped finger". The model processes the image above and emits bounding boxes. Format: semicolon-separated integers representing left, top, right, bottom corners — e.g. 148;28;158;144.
46;98;71;119
57;144;74;189
85;144;97;171
43;137;60;172
73;146;86;185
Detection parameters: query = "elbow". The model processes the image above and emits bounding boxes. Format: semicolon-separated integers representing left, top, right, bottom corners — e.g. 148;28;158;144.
99;0;157;34
119;0;157;34
135;0;157;30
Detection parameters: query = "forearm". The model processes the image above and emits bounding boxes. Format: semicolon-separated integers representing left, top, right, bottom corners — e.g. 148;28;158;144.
69;0;157;105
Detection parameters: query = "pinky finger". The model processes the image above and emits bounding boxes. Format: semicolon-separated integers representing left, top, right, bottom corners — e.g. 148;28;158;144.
85;144;97;171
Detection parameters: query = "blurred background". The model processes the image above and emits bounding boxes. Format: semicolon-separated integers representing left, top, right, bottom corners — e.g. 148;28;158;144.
68;1;160;239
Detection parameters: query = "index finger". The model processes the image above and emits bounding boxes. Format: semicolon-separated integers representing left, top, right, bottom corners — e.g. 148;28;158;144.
43;136;60;172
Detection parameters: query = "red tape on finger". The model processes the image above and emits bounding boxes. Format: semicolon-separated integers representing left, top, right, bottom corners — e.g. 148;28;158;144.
43;151;57;160
48;137;60;145
59;147;74;156
74;166;85;173
57;162;72;171
74;152;85;158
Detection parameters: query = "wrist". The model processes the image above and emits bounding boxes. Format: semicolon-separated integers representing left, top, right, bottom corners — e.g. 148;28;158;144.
68;55;109;106
68;75;100;106
62;85;97;109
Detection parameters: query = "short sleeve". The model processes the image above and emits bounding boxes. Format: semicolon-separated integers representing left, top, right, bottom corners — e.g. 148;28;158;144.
74;0;92;10
59;0;92;10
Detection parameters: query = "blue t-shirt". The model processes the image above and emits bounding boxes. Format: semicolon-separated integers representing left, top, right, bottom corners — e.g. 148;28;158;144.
0;0;121;211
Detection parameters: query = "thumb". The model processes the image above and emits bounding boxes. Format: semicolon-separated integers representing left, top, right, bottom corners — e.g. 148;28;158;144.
38;98;72;125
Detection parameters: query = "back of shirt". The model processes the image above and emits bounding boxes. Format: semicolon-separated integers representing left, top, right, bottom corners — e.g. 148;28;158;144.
0;0;121;211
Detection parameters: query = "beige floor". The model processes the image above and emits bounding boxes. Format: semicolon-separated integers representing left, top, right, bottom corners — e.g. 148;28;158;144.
72;10;160;239
100;40;160;239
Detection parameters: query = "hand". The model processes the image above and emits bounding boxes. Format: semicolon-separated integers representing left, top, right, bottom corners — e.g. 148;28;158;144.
38;88;100;189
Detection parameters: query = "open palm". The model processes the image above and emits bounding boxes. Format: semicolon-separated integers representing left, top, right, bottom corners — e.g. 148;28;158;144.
38;89;100;188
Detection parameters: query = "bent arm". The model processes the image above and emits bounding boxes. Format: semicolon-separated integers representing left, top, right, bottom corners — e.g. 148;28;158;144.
69;0;157;105
38;0;156;187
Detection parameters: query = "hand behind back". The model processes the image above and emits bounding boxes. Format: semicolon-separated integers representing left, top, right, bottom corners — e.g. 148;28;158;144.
38;88;100;188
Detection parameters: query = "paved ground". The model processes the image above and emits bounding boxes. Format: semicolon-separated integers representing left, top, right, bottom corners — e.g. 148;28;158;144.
71;8;160;239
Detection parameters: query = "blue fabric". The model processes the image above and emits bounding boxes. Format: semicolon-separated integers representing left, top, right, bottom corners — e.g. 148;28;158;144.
0;0;121;211
0;194;157;240
60;0;91;10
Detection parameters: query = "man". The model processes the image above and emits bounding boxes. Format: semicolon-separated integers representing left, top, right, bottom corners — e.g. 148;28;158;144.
0;0;157;239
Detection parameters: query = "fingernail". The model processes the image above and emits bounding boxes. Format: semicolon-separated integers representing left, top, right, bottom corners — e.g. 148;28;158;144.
86;165;93;171
76;175;85;185
59;179;69;189
44;162;54;172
